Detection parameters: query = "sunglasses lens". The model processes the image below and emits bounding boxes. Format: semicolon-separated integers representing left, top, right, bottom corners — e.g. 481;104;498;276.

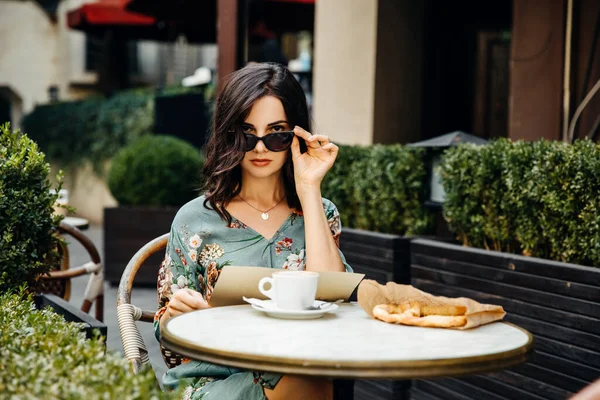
264;132;294;152
243;134;259;151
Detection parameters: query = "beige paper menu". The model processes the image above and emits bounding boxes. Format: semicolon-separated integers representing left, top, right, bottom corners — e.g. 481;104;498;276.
208;266;365;307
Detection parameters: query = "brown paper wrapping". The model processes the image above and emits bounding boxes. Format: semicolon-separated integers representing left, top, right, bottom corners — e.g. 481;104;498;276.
357;280;506;330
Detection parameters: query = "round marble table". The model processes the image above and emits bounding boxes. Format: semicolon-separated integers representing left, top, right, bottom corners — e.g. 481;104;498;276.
161;303;533;379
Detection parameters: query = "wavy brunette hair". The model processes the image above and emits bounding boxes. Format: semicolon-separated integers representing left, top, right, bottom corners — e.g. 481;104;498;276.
202;63;310;224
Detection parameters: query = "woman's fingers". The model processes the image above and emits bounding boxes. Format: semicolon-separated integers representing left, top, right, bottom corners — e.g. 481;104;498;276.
167;300;194;318
322;142;339;155
293;126;312;140
182;288;210;309
308;134;330;146
170;288;209;317
290;135;301;159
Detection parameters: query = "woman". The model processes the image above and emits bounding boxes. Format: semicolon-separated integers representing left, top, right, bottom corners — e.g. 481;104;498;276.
154;62;352;400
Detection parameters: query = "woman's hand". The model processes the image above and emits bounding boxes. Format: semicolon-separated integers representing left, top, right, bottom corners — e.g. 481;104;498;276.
290;126;339;189
166;288;210;319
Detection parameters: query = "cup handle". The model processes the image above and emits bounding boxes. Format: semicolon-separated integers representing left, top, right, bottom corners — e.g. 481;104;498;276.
258;277;275;301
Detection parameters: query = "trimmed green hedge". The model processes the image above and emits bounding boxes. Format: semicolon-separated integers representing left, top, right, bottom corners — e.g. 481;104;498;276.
322;144;433;236
0;291;180;399
0;123;63;294
441;139;600;267
108;135;205;207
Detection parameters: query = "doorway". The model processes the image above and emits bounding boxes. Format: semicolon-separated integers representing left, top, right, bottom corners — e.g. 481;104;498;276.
421;0;513;140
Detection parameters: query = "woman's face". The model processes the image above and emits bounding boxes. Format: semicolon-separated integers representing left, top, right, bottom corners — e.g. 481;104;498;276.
240;95;290;179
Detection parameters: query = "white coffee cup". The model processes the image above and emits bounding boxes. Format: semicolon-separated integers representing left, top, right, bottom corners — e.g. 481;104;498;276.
258;271;319;310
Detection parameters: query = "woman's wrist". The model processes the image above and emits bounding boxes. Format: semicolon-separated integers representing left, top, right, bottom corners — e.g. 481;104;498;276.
295;183;321;203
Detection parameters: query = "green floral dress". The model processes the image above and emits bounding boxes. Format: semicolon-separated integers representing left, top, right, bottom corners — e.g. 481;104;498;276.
154;195;352;400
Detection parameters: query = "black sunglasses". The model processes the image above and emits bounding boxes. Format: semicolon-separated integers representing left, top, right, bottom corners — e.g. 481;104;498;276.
243;131;294;152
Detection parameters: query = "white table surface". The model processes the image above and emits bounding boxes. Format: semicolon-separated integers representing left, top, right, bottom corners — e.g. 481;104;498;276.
63;216;89;230
161;303;533;379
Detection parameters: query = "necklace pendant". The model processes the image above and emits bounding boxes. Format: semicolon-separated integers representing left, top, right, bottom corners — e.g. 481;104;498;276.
261;212;269;220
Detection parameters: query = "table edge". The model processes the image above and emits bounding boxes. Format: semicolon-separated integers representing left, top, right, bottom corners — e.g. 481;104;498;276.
161;312;534;378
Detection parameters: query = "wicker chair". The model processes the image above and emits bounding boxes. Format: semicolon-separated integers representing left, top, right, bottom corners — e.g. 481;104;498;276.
40;221;104;321
117;233;177;374
116;233;354;399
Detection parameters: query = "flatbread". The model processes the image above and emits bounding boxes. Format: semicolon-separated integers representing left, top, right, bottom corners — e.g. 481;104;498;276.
373;302;467;328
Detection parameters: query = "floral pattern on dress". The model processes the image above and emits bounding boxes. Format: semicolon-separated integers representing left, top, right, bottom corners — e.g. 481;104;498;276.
275;237;293;255
282;249;305;271
199;243;225;267
326;205;342;247
227;220;248;229
157;226;233;310
157;255;174;304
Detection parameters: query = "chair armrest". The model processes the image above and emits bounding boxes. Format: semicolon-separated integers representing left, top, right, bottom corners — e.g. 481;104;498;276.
44;261;101;280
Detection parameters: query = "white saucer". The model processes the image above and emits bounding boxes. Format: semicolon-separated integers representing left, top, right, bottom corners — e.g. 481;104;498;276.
247;299;339;320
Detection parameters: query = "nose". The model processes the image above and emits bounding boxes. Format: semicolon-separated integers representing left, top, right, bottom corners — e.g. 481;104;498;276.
253;136;268;152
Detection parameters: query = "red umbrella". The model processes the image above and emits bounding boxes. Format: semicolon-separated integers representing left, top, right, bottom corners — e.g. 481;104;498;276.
67;0;215;42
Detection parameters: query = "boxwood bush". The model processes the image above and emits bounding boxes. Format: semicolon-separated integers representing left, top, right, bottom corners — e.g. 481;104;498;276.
322;144;433;235
0;290;179;399
0;123;63;294
441;138;600;266
108;135;205;207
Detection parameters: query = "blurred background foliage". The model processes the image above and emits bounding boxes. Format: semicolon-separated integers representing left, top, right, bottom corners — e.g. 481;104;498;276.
22;85;209;175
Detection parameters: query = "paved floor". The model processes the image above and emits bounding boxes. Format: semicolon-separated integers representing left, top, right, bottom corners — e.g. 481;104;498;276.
67;224;167;380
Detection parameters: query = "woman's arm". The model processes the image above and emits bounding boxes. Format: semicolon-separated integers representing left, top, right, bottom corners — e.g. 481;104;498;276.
154;222;209;341
298;185;345;272
291;126;345;272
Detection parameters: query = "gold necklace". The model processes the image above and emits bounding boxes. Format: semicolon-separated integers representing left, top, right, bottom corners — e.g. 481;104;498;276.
238;195;285;220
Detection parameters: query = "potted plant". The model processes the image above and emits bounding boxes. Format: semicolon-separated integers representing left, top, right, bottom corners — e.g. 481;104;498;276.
0;123;105;337
105;134;205;286
410;139;600;399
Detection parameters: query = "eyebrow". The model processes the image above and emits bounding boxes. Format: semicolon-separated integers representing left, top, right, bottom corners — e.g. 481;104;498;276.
242;120;289;127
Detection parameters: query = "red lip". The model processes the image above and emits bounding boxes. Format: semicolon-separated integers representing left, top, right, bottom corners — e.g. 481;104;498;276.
250;159;272;167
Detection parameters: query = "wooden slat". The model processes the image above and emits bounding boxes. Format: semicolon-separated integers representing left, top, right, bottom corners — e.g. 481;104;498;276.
413;253;600;302
412;277;600;335
460;375;549;400
535;336;600;369
410;389;443;400
485;370;571;400
342;234;411;285
343;250;394;272
343;228;407;247
416;377;507;400
507;314;600;353
411;239;600;286
354;380;391;400
341;243;396;262
514;361;589;394
534;351;600;383
349;266;392;284
412;265;600;319
411;380;473;400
